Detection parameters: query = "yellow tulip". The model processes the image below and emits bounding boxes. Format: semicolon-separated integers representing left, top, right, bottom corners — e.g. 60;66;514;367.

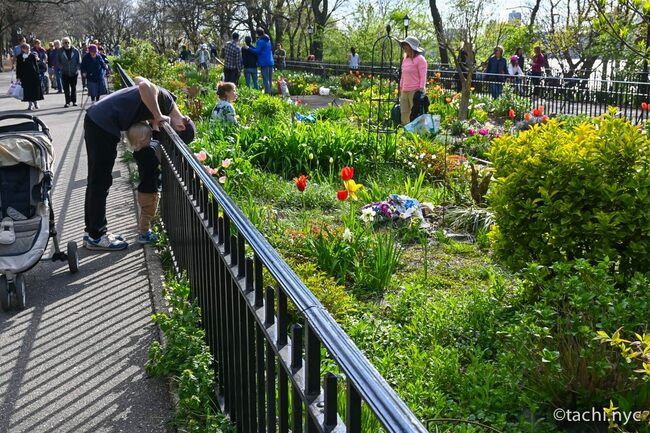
344;179;364;200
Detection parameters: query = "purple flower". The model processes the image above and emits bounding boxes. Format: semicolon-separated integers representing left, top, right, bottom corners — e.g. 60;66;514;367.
479;128;489;136
468;128;475;136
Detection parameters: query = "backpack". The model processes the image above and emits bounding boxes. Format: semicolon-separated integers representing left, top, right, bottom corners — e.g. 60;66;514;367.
410;91;430;122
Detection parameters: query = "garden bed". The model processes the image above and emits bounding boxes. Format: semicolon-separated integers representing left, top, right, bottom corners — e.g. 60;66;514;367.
119;43;650;433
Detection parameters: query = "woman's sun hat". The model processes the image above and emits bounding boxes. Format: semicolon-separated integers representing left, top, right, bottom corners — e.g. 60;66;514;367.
399;36;424;53
510;54;519;63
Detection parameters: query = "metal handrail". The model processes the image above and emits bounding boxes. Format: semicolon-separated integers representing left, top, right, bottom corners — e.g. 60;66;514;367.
116;63;428;432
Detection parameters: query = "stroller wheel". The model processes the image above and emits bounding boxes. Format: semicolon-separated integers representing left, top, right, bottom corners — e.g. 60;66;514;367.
0;276;9;312
15;275;26;310
67;241;79;274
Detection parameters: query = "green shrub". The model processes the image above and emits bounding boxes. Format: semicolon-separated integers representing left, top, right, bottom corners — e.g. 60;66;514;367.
250;93;289;119
503;259;650;416
284;257;356;323
116;39;175;88
488;114;650;276
146;280;232;433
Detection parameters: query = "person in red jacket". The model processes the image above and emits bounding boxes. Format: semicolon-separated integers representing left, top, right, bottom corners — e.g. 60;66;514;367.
531;46;545;97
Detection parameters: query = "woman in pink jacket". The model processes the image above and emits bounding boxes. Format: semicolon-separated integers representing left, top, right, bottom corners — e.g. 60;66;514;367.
399;36;428;125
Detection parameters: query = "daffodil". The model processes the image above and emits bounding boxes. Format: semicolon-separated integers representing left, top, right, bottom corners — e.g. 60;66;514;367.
344;179;364;200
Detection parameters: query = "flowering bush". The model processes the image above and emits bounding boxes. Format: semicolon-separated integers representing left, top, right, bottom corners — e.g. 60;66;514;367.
462;124;502;158
340;71;362;91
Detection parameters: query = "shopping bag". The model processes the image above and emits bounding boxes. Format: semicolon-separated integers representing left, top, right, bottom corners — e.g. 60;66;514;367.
11;81;23;100
7;81;18;96
404;114;438;135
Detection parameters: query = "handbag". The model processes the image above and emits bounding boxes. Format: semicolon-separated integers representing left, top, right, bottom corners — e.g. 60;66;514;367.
391;103;402;126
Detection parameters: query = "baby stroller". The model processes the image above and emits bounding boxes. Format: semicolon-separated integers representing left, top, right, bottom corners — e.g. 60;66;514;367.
0;114;79;311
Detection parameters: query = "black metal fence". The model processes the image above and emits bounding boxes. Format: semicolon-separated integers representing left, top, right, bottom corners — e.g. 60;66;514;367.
284;60;650;124
117;66;428;432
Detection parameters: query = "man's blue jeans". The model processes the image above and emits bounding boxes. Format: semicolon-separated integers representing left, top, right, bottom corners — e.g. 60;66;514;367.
261;66;273;94
54;68;63;92
244;67;259;89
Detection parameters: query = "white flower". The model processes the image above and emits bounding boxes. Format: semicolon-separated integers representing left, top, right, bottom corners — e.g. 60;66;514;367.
342;228;352;242
329;157;334;164
360;208;376;223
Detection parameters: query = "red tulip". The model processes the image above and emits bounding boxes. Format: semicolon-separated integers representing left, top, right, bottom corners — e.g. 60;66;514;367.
337;190;349;201
340;166;354;181
295;175;307;192
524;113;531;121
538;105;544;115
642;102;648;111
532;108;541;117
508;109;515;120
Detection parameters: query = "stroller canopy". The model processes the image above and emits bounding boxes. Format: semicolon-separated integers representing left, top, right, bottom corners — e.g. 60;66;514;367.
0;135;54;172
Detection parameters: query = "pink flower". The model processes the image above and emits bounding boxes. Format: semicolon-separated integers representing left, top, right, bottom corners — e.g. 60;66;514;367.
195;150;207;162
222;158;232;169
218;176;226;184
479;128;489;136
468;128;475;136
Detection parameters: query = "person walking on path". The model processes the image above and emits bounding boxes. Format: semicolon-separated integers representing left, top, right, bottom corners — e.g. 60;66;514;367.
223;33;242;84
398;36;427;125
197;44;210;73
126;122;162;244
81;44;108;102
348;47;360;70
15;43;44;110
46;41;57;90
179;45;192;62
485;46;507;99
11;37;26;70
531;45;545;97
50;39;63;93
274;43;286;70
58;37;81;107
242;36;259;89
244;28;274;94
83;77;195;251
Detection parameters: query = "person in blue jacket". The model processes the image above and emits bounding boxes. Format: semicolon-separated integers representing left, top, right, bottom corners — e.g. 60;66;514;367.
243;28;275;94
81;44;108;102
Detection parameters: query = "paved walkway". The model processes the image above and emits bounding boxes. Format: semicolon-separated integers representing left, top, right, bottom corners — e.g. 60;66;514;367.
0;72;171;432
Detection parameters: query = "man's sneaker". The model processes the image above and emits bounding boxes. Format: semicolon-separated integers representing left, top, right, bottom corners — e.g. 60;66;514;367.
84;234;128;251
136;230;158;245
83;232;125;247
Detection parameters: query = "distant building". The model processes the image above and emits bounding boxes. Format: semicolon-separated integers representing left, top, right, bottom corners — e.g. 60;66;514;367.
508;11;522;23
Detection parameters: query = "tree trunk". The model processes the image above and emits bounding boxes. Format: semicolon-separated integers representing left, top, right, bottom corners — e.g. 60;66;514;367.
458;73;472;120
528;0;542;35
428;0;449;66
311;0;327;59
